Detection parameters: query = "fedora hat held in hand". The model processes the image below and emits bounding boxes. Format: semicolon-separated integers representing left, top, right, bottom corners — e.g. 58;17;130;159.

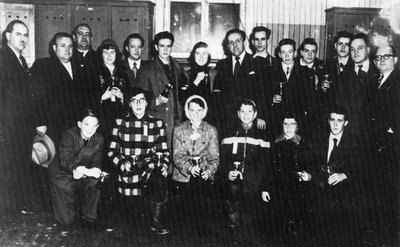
32;134;56;168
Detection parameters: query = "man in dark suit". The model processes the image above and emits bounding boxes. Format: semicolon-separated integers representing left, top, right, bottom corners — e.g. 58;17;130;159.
322;31;353;113
71;23;100;108
32;32;85;146
136;31;185;148
0;20;34;209
121;33;147;88
249;26;276;69
272;38;320;138
364;45;400;245
214;29;269;135
310;106;362;246
336;33;379;136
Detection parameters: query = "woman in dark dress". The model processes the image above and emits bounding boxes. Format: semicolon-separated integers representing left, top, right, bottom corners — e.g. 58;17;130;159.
96;39;129;139
270;113;312;240
181;42;218;125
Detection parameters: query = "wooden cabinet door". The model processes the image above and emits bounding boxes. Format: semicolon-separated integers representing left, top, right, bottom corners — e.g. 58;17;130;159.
72;5;108;51
336;13;371;34
111;6;151;59
35;4;70;59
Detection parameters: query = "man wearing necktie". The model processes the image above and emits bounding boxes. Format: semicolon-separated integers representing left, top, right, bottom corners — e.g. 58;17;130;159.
213;29;268;137
310;107;362;246
0;20;37;210
121;33;148;88
336;33;379;136
71;23;100;108
322;31;353;116
364;45;400;244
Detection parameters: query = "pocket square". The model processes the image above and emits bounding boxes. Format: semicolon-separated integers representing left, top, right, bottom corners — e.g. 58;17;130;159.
249;71;256;75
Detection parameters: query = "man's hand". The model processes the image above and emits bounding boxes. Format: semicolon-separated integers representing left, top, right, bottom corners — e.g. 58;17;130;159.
328;173;347;186
190;165;201;177
228;170;243;181
256;118;266;130
262;191;271;202
36;126;47;136
85;167;102;179
273;94;282;104
297;171;312;181
156;95;168;106
201;170;210;180
122;161;132;172
321;80;331;92
161;166;168;177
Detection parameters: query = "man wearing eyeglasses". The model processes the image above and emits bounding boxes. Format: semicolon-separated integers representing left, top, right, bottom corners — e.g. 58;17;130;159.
364;45;400;245
335;33;379;136
108;87;170;235
71;23;101;107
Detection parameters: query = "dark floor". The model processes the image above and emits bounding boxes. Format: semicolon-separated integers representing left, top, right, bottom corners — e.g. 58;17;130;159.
0;196;398;247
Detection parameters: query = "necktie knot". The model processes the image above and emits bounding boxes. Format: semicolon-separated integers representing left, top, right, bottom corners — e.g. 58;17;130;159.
233;56;240;76
132;62;138;78
333;138;338;147
357;65;363;74
19;55;29;72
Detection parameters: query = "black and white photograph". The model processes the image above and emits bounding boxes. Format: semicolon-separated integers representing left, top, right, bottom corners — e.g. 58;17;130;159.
0;0;399;246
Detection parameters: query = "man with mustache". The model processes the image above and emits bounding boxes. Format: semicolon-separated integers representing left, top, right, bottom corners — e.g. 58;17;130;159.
0;20;34;209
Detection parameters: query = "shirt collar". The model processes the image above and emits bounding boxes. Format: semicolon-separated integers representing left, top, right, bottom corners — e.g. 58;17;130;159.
300;59;314;69
282;61;294;71
78;49;89;57
337;56;349;65
128;57;141;69
355;59;370;73
329;131;344;145
232;51;246;64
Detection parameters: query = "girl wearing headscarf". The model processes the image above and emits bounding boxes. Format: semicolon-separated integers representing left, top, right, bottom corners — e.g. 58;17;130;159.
172;95;219;226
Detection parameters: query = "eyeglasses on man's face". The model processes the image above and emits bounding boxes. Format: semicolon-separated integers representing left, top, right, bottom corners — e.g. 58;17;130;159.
374;54;395;62
130;98;146;104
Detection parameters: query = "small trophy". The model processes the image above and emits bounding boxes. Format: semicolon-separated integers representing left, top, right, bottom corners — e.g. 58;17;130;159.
190;155;203;178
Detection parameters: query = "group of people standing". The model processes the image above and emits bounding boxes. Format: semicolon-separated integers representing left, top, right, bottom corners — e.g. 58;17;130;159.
1;18;399;246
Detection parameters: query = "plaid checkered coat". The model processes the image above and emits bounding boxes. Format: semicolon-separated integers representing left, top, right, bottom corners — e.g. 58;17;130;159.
108;114;170;196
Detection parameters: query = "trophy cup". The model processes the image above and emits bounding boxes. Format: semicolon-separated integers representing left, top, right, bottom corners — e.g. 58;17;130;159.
190;155;203;178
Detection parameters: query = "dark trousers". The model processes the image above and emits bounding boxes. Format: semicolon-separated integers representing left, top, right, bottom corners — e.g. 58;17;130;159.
50;178;100;225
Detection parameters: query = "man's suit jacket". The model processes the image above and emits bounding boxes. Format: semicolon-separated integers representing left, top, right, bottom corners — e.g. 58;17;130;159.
72;48;100;107
311;131;360;203
136;57;184;147
120;59;149;88
365;67;400;149
214;52;270;131
336;62;379;136
0;45;32;131
31;56;85;144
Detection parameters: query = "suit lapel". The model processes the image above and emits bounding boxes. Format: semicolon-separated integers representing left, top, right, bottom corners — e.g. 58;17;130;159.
154;59;170;86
